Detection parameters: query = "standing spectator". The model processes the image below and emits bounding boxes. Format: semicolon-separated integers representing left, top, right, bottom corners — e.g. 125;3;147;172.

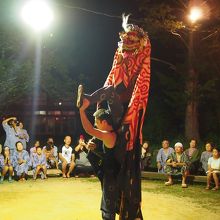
13;141;30;181
32;146;47;180
200;142;213;174
58;136;75;178
156;140;174;173
43;138;58;169
205;147;220;190
74;135;93;177
0;146;14;183
185;139;200;175
17;122;29;150
165;142;190;188
140;141;151;171
2;117;20;154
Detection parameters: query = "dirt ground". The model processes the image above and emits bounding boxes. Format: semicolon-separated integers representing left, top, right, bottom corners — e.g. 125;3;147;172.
0;177;219;220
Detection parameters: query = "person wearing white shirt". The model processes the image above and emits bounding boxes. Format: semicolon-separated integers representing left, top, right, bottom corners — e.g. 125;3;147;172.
206;147;220;190
58;136;75;178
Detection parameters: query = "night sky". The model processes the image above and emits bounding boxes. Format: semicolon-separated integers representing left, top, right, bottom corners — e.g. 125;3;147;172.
50;0;139;91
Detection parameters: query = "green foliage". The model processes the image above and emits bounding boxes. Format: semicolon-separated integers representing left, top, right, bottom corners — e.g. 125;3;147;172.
138;0;220;142
0;1;86;115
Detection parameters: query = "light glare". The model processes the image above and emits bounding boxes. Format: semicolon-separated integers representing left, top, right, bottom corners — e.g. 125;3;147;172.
21;0;54;31
188;7;203;23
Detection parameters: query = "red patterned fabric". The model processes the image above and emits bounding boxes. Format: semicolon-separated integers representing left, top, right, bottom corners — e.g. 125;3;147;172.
104;38;151;150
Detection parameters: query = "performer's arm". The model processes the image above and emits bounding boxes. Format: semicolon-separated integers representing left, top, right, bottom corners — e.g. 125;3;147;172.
79;99;116;148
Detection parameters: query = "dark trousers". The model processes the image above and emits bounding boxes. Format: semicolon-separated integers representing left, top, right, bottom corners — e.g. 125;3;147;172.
100;169;119;220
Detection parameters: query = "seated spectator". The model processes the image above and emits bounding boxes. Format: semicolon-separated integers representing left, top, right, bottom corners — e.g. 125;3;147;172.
30;140;40;159
58;136;75;178
32;146;47;180
140;141;152;171
0;146;14;183
200;142;213;174
165;142;190;188
205;147;220;190
43;138;58;169
184;139;200;175
156;140;174;173
74;135;93;177
13;141;30;181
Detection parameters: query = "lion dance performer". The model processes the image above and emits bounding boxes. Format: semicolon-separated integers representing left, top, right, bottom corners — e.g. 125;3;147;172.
77;14;151;220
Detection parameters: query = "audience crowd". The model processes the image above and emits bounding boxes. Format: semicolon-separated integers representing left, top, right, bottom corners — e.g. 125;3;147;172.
0;117;93;183
1;117;220;191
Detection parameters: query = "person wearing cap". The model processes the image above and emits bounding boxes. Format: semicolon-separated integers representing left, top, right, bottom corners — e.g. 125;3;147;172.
165;142;190;188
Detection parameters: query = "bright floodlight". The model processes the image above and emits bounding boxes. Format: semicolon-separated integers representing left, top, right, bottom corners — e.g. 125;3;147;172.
188;7;203;23
21;0;54;31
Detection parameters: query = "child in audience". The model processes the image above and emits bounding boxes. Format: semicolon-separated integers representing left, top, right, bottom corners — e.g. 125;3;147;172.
205;147;220;190
0;146;14;183
13;141;30;181
30;140;40;158
58;136;75;178
200;142;213;174
32;146;47;180
165;142;190;188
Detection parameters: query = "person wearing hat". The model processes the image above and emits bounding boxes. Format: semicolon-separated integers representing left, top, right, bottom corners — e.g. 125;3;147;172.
165;142;190;188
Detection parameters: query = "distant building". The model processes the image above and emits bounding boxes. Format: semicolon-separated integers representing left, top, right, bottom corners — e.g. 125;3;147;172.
0;91;84;147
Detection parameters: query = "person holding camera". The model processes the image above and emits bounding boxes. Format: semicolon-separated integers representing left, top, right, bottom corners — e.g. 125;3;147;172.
2;117;20;154
43;137;58;169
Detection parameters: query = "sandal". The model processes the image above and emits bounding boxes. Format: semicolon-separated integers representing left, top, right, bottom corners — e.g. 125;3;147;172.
205;186;211;190
212;187;219;191
181;183;188;188
165;181;173;186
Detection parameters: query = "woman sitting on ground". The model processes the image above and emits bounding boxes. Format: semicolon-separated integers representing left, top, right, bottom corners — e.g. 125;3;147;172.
13;141;30;181
205;147;220;191
165;142;190;188
0;146;14;183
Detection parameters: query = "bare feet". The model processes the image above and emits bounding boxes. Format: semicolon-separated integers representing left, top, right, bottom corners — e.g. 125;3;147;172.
66;173;70;178
62;174;67;178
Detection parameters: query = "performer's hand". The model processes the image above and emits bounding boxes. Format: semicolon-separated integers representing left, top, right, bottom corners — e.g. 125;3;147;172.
80;98;90;111
87;140;96;151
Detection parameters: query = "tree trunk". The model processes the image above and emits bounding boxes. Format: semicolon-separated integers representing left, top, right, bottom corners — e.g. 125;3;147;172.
185;68;200;140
